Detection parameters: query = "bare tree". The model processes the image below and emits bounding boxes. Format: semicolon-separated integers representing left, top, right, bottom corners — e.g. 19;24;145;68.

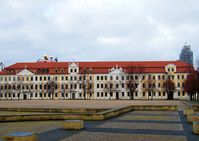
80;68;93;100
126;64;146;100
45;78;58;100
163;77;175;100
184;71;199;101
144;77;156;100
104;79;114;100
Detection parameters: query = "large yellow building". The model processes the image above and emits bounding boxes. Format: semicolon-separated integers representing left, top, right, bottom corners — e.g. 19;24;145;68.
0;59;194;100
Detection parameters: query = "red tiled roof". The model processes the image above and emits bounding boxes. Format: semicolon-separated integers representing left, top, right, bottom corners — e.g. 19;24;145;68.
1;60;194;75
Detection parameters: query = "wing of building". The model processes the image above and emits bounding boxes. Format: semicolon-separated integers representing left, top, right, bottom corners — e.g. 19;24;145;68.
0;60;194;100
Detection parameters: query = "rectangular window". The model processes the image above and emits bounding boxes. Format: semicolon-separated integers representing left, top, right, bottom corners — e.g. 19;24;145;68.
105;76;107;80
70;69;73;73
149;92;151;96
122;76;124;80
97;84;99;88
97;76;99;80
101;92;103;97
122;92;124;97
158;75;161;80
127;92;130;96
178;92;180;96
31;77;33;81
40;76;42;81
61;76;64;81
178;83;180;87
105;92;107;97
101;83;103;88
116;76;119;80
159;92;161;96
143;92;145;97
97;92;100;97
101;76;103;80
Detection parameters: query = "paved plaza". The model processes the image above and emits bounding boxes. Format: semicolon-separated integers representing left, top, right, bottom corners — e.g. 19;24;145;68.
0;100;199;141
0;100;189;109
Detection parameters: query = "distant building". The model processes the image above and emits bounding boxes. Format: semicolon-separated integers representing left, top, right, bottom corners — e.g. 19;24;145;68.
0;60;194;100
179;44;193;65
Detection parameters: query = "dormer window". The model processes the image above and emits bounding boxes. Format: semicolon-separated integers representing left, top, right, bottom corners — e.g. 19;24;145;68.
68;62;79;74
165;64;176;73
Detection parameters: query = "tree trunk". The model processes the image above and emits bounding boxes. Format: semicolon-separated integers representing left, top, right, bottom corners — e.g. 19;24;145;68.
190;93;193;101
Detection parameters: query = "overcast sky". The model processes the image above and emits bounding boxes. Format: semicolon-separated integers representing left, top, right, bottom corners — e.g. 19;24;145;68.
0;0;199;66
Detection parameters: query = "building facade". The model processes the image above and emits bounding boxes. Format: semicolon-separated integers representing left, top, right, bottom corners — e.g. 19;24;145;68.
0;60;194;100
179;44;193;65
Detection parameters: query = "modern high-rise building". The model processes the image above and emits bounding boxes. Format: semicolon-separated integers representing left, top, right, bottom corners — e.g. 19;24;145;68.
179;44;193;65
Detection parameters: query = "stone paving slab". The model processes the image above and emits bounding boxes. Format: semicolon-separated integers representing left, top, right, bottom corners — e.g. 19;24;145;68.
128;111;178;115
61;132;187;141
97;122;184;131
116;115;180;121
0;121;62;136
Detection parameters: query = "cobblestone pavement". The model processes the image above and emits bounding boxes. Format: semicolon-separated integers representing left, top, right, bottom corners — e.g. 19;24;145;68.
38;110;199;141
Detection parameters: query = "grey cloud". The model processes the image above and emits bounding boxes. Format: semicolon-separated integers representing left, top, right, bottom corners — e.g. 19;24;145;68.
0;0;198;66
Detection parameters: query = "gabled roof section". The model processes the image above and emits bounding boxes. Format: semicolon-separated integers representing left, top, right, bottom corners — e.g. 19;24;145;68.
16;69;35;76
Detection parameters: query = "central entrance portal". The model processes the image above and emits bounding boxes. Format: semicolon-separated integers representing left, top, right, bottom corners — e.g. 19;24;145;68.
72;93;75;100
23;94;27;100
116;92;119;99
